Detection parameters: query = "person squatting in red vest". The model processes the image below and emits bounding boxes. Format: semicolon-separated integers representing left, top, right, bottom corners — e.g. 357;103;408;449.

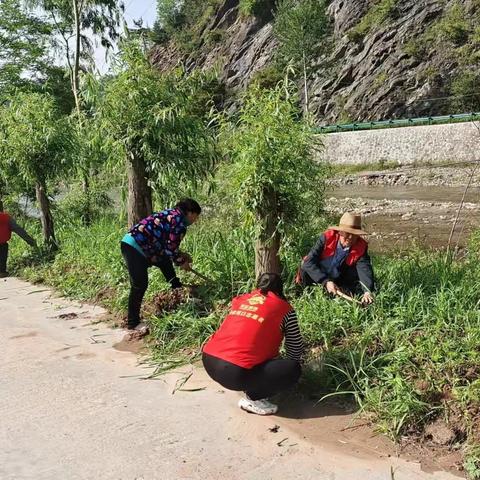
0;210;37;278
298;212;375;305
202;273;304;416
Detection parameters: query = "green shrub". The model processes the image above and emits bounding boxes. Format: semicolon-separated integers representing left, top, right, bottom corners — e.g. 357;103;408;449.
347;0;398;42
205;28;225;46
449;70;480;112
429;2;470;46
250;64;284;89
56;183;114;224
239;0;274;19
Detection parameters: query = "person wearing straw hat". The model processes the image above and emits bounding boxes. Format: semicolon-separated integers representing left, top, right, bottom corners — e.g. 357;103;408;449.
297;212;375;304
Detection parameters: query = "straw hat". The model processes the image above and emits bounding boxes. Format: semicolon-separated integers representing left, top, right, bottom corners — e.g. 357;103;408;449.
329;212;368;236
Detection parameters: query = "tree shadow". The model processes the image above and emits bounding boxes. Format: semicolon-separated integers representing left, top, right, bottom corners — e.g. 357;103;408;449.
274;389;357;420
12;245;58;275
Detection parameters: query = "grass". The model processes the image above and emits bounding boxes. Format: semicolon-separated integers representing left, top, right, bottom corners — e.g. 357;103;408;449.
329;161;400;176
8;213;480;477
347;0;398;42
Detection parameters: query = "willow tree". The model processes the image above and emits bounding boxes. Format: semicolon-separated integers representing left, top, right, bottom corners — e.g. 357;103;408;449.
225;81;325;277
0;92;73;247
0;0;52;97
99;41;218;225
273;0;329;114
28;0;124;115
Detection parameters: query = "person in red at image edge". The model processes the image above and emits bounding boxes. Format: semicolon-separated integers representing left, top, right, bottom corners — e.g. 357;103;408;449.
0;209;37;278
120;198;200;333
202;273;304;416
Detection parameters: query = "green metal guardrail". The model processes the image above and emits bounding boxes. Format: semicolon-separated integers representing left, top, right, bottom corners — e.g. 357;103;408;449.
314;112;480;134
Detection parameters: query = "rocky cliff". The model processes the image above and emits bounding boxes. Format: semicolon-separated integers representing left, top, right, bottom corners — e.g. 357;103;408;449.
150;0;480;124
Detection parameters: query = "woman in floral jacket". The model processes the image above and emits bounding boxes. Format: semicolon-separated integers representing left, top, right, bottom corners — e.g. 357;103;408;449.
120;198;201;331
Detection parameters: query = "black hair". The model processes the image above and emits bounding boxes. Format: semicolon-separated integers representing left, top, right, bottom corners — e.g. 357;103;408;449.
256;272;285;299
175;198;202;215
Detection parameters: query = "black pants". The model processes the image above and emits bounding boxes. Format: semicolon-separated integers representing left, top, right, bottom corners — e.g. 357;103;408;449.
301;269;363;296
121;242;182;329
0;243;8;273
202;352;301;401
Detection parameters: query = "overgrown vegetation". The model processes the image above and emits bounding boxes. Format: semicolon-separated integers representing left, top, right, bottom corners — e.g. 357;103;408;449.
347;0;399;43
239;0;275;19
152;0;224;52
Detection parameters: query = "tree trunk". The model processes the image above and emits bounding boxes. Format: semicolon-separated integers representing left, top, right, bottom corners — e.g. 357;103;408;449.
82;171;92;226
254;189;282;278
72;0;82;116
126;151;152;226
303;52;309;116
35;182;57;249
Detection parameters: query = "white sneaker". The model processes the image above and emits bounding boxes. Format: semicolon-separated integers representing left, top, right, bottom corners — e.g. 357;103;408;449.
238;396;278;415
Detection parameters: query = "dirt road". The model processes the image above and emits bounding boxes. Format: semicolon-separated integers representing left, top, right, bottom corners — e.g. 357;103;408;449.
0;278;463;480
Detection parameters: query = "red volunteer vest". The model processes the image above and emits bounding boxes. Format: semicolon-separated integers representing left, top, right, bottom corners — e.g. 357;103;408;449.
320;229;367;266
0;213;12;243
203;290;292;369
295;229;368;284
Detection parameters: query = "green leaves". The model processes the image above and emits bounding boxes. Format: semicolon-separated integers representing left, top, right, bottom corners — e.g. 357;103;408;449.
223;80;326;238
99;40;218;201
0;92;73;189
273;0;329;70
0;0;53;95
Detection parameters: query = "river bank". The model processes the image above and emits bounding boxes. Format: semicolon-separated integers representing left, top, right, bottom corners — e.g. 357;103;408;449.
327;164;480;252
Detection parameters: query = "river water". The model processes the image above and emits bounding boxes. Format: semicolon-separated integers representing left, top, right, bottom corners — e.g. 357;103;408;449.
327;185;480;253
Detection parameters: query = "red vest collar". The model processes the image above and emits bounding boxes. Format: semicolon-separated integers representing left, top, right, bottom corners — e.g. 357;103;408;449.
321;229;367;266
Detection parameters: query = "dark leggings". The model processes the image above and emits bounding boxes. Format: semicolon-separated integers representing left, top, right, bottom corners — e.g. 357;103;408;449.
120;242;182;328
301;270;363;296
0;243;8;273
202;352;301;401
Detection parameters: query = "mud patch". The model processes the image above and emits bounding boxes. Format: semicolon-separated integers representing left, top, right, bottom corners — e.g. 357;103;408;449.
277;393;465;476
113;335;147;354
401;442;465;477
10;331;38;339
56;312;79;320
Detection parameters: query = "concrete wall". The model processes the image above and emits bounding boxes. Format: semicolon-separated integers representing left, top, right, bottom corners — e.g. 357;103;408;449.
322;121;480;165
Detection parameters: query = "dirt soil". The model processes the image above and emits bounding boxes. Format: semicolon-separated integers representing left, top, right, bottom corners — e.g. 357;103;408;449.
0;277;466;480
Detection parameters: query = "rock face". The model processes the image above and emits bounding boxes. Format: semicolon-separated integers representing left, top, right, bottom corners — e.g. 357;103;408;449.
310;0;445;122
150;1;277;93
150;0;479;123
